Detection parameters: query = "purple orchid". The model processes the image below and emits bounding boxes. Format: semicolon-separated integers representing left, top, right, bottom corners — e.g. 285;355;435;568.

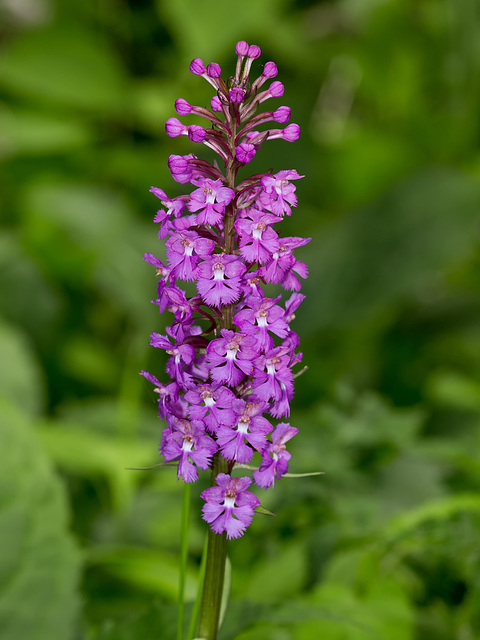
234;296;289;353
166;229;215;281
206;329;258;387
201;473;260;539
141;41;308;539
253;423;299;488
195;254;246;307
187;178;235;226
162;417;218;483
216;399;273;463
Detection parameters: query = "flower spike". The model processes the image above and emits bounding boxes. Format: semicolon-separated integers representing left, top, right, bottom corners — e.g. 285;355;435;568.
142;42;308;539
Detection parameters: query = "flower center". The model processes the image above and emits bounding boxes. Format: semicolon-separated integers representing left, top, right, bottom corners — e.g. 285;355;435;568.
201;390;215;407
252;222;265;239
154;386;166;396
213;262;225;280
226;341;240;360
181;238;194;256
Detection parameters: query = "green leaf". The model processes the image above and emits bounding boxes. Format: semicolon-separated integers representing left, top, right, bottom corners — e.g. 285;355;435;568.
0;26;128;114
87;545;197;601
294;579;414;640
36;420;156;510
0;233;62;345
426;369;480;412
241;542;308;603
219;600;357;640
218;556;232;632
302;168;480;330
158;0;310;67
0;318;45;415
92;602;178;640
383;493;480;545
0;106;92;156
254;505;276;517
0;400;81;640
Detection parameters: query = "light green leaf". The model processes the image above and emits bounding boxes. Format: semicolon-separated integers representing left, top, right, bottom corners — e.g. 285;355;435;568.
254;505;276;517
157;0;310;66
0;400;81;640
218;556;232;632
0;26;128;114
426;369;480;412
0;106;92;156
241;542;307;603
87;545;197;601
383;493;480;545
36;420;157;510
0;318;45;415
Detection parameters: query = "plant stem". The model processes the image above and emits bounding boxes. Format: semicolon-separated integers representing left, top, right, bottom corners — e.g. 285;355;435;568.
197;98;238;640
196;453;230;639
178;480;191;640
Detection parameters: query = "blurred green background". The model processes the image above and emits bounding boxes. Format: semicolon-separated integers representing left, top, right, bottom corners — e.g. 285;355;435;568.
1;0;480;638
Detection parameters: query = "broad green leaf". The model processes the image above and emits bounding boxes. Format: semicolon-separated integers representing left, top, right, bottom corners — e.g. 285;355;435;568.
0;318;45;415
91;602;178;640
219;600;357;640
0;400;81;640
294;579;414;640
0;26;128;114
301;168;480;331
426;369;480;412
218;556;232;633
36;420;157;510
0;233;62;345
21;181;132;248
383;493;480;545
0;106;92;156
87;545;197;601
58;334;120;390
157;0;310;66
241;542;307;603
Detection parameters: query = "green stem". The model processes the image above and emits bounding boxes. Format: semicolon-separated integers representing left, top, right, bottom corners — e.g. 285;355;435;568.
196;102;238;640
178;480;191;640
196;454;230;639
187;536;208;640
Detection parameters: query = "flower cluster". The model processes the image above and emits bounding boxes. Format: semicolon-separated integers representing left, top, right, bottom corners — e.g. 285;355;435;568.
141;41;309;539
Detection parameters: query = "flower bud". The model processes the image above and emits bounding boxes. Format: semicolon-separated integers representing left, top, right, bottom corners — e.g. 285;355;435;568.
236;142;256;164
263;62;278;78
229;87;245;103
282;123;300;142
190;58;206;75
188;125;207;143
175;98;192;115
248;44;261;59
273;106;291;124
211;96;223;112
269;81;284;97
207;63;221;78
168;154;192;183
165;117;187;137
235;41;249;56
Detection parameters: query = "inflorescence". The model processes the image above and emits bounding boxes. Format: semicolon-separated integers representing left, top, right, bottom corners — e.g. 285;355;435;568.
141;41;310;539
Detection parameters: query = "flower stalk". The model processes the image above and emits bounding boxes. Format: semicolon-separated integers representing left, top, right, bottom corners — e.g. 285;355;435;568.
141;40;309;638
196;454;230;640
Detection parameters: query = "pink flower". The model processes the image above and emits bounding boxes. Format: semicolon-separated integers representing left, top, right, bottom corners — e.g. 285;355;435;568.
253;423;298;488
201;474;260;539
196;254;246;307
187;178;235;226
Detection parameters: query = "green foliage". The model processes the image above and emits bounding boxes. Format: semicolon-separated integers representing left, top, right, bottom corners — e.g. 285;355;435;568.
0;400;81;640
2;0;480;638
